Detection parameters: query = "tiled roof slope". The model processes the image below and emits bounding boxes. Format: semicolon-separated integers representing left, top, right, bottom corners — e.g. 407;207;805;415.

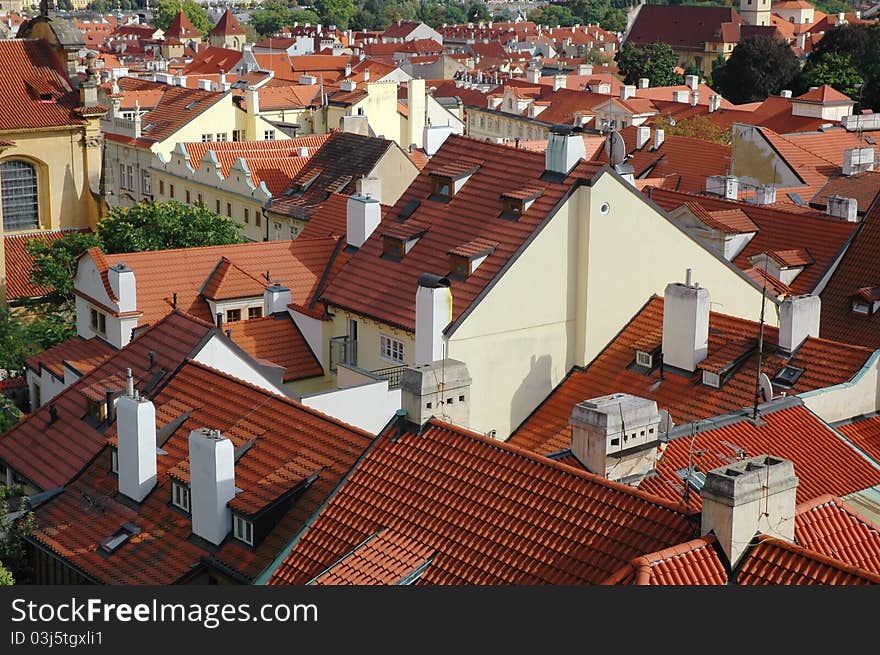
706;96;831;134
135;85;225;144
646;187;857;295
0;311;214;490
227;314;323;382
182;47;242;76
30;360;375;584
0;40;86;131
165;11;200;40
3;228;91;300
210;9;245;36
201;257;266;301
25;336;115;379
509;297;874;456
736;537;880;585
83;237;344;325
811;172;880;215
266;418;696;585
308;529;435;585
795;495;880;574
818;198;880;349
320;135;603;331
627;6;743;50
265;132;394;219
602;536;728;585
638;402;880;511
836;416;880;466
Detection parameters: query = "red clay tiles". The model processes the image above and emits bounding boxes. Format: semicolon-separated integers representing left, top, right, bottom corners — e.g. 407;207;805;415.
227;314;323;382
603;536;729;585
25;337;115;379
795;495;880;574
3;228;90;300
309;529;435;585
737;536;880;585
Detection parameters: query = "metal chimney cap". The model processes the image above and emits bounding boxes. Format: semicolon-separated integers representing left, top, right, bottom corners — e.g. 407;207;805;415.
417;273;450;289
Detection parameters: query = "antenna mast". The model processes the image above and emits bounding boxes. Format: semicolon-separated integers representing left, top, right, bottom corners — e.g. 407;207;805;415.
752;253;769;421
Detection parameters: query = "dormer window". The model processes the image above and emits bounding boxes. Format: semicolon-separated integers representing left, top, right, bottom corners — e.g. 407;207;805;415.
110;447;118;474
380;222;428;260
430;175;453;201
500;187;543;220
428;159;482;202
233;514;254;546
702;370;721;388
171;481;190;513
636;350;654;368
851;287;880;315
447;239;498;279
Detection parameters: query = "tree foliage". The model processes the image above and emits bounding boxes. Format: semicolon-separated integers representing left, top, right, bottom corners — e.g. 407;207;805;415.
800;52;863;100
615;41;684;87
0;307;76;380
96;200;245;254
313;0;358;29
652;114;732;145
26;232;101;308
526;4;576;27
712;35;801;104
802;24;880;108
0;484;35;585
154;0;211;37
0;395;22;435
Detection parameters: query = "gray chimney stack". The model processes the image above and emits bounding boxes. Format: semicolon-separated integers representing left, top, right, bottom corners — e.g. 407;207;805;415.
263;281;292;316
400;359;472;429
662;272;710;372
545;127;586;175
189;428;236;546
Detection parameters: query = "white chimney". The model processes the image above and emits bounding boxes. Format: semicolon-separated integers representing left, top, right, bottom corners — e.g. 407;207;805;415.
796;33;806;50
423;124;456;157
189;428;236;546
752;184;776;205
245;86;260;115
701;455;798;568
263;281;292;315
552;74;566;91
706;175;738;200
415;274;452;365
620;84;636;100
673;90;689;103
108;262;137;313
363;67;370;82
778;294;820;353
709;94;721;113
569;393;662;481
637;77;649;89
780;89;793;98
116;373;157;503
340;79;357;92
843;147;875;176
690;90;699;107
526;66;540;85
653;128;665;150
300;74;317;85
662;271;710;372
826;195;858;221
198;79;213;91
685;74;698;91
344;62;352;77
636;125;651;149
346;193;381;249
545;128;587;175
577;63;592;76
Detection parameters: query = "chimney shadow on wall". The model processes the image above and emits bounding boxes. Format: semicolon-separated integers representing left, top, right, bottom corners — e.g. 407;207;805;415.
510;353;553;438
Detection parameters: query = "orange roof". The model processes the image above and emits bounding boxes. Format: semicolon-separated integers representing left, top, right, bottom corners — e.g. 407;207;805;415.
201;257;266;301
227;314;323;382
509;297;874;457
29;360;375;584
0;311;215;490
83;237;344;326
602;536;728;585
130;84;225;145
25;336;115;379
811;171;880;214
164;11;200;40
182;46;242;76
837;416;880;468
795;494;880;573
266;418;695;585
320;135;603;331
737;536;880;584
308;529;435;585
210;9;245;37
3;228;91;300
795;84;853;104
255;83;322;109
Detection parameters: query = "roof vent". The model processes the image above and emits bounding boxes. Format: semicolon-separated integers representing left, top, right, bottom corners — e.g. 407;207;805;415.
826;194;858;221
705;175;738;200
843;147;875;176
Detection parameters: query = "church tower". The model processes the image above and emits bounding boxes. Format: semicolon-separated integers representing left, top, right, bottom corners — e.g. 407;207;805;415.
740;0;772;26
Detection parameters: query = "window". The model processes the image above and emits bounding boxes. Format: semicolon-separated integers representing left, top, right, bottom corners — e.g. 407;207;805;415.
226;308;241;323
274;222;281;240
702;370;721;388
636;351;653;368
32;382;41;409
185;189;191;204
216;199;221;214
431;175;452;199
255;211;262;227
263;129;276;140
290;224;300;239
171;482;190;512
90;307;107;335
233;515;254;545
201;133;212;142
111;448;118;473
853;301;870;315
243;207;250;224
216;132;228;142
227;202;232;217
141;169;151;195
169;183;175;199
248;306;262;320
197;193;203;206
159;179;165;196
232;129;244;142
380;335;405;363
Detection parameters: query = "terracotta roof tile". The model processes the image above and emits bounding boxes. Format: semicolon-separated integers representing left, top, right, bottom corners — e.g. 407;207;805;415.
3;228;91;300
737;536;880;585
29;360;375;584
509;297;874;457
628;6;743;50
25;336;115;379
795;495;880;574
811;172;880;215
603;536;728;585
165;11;200;40
182;47;242;76
135;85;225;144
796;85;853;104
227;314;323;382
201;257;267;301
210;9;245;37
309;529;435;585
837;416;880;468
267;418;695;585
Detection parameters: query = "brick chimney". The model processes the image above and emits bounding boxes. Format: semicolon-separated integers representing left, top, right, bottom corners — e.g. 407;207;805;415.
662;270;710;372
189;428;236;546
415;273;452;365
701;455;798;568
116;370;157;503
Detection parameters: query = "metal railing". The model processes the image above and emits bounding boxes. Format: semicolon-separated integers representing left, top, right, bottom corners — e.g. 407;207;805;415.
370;365;408;389
329;336;357;372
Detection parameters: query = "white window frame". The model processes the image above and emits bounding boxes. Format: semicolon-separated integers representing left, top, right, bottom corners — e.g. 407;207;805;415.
201;133;212;142
141;169;151;195
233;514;254;545
379;334;406;364
636;351;653;368
263;129;276;141
215;132;228;142
172;481;190;512
90;307;107;336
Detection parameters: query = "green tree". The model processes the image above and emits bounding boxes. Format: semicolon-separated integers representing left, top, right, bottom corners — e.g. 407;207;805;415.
602;8;626;32
0;484;35;585
87;0;110;13
527;4;576;27
0;396;22;435
26;231;101;308
154;0;211;36
250;0;294;37
713;35;801;104
467;2;489;22
97;201;245;254
313;0;357;29
0;562;13;586
0;308;31;377
615;42;684;87
292;9;322;25
800;52;863;100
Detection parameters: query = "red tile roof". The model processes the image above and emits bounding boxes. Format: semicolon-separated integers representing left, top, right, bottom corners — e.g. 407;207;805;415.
210;9;245;37
795;495;880;574
811;171;880;215
0;311;215;490
3;228;91;300
646;188;857;295
837;416;880;467
638;402;880;511
25;336;115;379
706;95;831;135
818;197;880;349
29;360;375;584
201;257;267;301
116;83;225;146
320;135;603;331
796;85;853;104
266;418;696;585
602;536;728;585
164;11;201;40
182;46;242;76
736;536;880;584
509;297;874;456
227;314;323;382
0;40;87;131
628;6;743;51
308;529;435;585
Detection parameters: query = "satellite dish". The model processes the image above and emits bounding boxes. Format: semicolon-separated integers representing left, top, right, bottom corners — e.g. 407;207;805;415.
759;372;774;403
604;131;627;166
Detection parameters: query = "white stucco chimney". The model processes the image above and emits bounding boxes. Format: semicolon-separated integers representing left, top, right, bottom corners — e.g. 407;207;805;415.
685;74;698;91
526;65;540;84
552;74;566;91
620;84;636;100
189;428;236;546
662;271;710;372
346;191;382;249
780;89;793;98
117;371;157;503
108;262;137;313
706;175;738;200
709;94;721;113
636;125;651;149
545;127;586;175
415;273;452;365
653;128;665;150
638;77;649;89
778;294;820;354
263;281;292;315
753;184;776;205
796;32;806;50
826;195;858;221
701;455;798;568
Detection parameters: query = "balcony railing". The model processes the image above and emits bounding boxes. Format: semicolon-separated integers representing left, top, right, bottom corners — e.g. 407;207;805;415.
370;365;408;390
329;336;357;372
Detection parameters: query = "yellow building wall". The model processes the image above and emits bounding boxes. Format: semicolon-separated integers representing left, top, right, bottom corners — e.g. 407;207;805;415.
324;307;416;375
371;147;420;206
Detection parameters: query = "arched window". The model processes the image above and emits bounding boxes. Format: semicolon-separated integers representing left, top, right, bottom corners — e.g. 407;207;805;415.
1;160;39;231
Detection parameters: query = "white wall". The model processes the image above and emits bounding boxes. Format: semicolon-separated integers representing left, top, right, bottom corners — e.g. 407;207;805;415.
800;350;880;422
289;309;325;362
192;334;287;395
301;379;400;434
